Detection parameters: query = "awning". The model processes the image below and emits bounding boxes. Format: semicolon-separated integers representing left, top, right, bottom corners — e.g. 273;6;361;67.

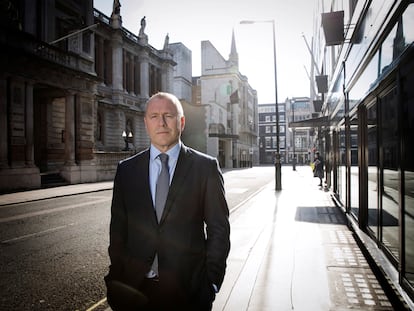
289;116;329;129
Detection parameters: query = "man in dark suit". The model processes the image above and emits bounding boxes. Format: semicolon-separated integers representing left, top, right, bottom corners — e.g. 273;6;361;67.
105;92;231;310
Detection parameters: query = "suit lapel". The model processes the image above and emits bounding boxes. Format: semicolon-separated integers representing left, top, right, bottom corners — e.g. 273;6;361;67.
132;150;158;226
159;145;193;224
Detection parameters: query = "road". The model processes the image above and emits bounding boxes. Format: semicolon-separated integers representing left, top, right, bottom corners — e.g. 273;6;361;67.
0;166;275;311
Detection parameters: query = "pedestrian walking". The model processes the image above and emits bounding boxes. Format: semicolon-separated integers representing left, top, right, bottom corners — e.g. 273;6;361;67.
104;92;231;311
313;151;324;187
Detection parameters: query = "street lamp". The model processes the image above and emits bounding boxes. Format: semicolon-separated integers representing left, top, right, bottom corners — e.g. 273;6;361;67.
122;130;133;151
240;19;281;190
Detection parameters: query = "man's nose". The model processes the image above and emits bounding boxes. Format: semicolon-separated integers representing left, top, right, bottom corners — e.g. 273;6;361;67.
158;115;167;126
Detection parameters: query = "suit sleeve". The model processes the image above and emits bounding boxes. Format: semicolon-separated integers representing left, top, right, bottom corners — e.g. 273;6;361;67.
203;159;231;290
105;162;128;283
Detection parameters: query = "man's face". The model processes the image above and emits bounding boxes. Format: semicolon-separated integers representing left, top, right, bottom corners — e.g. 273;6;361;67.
144;97;185;152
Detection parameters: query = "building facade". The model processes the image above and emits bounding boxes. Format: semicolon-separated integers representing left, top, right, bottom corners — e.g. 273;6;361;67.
1;0;98;191
286;97;316;165
184;33;259;169
93;7;176;180
0;0;176;192
258;102;286;164
312;0;414;307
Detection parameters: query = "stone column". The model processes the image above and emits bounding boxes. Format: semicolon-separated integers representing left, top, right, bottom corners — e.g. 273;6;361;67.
97;36;105;80
0;77;8;168
134;56;140;95
129;53;134;94
122;49;127;91
25;82;34;166
112;33;123;92
65;92;76;166
140;53;149;98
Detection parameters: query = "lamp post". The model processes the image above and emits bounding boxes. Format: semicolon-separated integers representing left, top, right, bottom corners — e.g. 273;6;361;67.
240;19;281;190
291;99;296;171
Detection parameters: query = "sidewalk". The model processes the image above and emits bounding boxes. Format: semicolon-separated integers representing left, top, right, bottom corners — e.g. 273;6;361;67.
214;166;395;311
0;181;113;206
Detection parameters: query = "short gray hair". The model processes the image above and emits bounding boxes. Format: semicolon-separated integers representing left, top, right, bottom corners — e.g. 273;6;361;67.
145;92;184;117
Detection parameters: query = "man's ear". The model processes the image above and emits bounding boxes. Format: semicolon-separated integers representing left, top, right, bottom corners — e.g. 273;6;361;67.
180;116;186;131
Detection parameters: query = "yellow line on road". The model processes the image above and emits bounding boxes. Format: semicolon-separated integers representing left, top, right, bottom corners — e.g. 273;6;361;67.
85;297;107;311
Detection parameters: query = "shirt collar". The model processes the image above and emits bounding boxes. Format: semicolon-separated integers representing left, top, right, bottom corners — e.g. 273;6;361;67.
150;141;181;161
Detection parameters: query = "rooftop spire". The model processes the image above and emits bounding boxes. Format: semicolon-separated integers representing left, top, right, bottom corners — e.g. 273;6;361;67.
229;28;238;67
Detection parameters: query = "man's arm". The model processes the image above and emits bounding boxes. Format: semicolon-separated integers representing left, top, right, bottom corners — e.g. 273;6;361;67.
203;159;231;291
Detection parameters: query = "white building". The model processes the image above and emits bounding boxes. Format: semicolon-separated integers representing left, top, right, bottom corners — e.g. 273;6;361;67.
190;31;258;168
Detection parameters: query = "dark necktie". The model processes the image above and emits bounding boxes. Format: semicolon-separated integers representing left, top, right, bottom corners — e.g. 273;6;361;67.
151;153;170;276
155;153;169;222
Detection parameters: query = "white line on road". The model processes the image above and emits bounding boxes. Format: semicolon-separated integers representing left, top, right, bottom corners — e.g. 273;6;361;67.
0;197;110;223
1;223;75;244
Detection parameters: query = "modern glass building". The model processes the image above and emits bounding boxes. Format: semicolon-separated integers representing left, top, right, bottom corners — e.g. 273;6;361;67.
312;0;414;308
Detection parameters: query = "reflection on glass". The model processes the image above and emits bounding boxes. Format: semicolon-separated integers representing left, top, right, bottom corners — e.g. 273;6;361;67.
367;103;378;238
350;118;359;220
380;88;399;261
338;126;346;205
403;42;414;283
405;172;414;284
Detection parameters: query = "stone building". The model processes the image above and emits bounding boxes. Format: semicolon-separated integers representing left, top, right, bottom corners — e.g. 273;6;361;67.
93;7;176;180
186;31;258;168
0;0;175;192
285;96;315;165
257;102;286;164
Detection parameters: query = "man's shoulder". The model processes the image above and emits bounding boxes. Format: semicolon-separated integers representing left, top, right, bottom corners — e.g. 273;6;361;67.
119;149;149;167
182;145;216;162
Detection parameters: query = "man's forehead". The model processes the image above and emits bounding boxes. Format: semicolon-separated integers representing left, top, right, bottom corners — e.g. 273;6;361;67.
147;100;176;111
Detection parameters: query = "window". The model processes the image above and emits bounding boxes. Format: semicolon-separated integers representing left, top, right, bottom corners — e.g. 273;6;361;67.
367;102;378;238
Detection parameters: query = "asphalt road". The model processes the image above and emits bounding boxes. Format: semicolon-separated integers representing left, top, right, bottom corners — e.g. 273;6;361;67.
0;166;274;311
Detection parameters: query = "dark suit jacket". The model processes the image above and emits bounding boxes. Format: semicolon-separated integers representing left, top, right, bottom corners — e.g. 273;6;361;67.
105;144;230;309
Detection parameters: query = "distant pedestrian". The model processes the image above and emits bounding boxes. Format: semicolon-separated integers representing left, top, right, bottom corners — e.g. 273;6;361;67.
313;151;324;186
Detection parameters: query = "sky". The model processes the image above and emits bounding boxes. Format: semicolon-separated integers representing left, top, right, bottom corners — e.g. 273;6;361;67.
94;0;317;104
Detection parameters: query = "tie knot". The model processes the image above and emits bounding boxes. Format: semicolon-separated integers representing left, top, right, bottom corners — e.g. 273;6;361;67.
159;153;169;164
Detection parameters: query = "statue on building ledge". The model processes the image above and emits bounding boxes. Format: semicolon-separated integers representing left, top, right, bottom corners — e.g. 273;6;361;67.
113;0;121;14
138;16;148;44
110;0;122;28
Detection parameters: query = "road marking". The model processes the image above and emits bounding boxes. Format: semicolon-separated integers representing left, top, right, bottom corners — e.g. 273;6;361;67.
229;182;272;214
86;297;107;311
227;188;248;194
1;223;75;244
0;197;109;223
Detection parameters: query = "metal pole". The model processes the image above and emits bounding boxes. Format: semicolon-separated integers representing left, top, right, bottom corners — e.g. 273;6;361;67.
240;19;281;189
292;100;296;171
272;20;282;190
